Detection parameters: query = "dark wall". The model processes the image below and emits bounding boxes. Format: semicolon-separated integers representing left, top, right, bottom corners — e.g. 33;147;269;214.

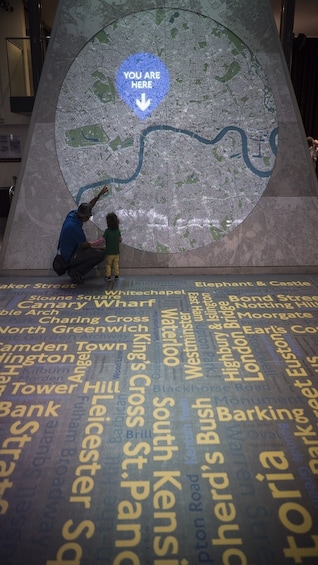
291;37;318;138
0;189;10;217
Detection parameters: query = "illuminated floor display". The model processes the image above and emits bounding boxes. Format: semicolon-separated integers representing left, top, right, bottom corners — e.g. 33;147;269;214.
55;9;277;254
0;273;318;564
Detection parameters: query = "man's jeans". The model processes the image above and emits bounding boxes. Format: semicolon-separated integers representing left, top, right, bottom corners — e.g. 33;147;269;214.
68;247;105;278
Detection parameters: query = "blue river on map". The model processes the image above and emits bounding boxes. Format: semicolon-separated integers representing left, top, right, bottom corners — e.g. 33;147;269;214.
75;124;278;203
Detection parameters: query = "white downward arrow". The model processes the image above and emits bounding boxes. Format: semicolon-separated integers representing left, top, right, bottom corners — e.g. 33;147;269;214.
136;92;151;111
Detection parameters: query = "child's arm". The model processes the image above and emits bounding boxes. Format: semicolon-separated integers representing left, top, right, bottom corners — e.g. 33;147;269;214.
90;237;105;247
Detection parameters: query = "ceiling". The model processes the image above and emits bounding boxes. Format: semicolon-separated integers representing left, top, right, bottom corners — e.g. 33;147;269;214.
39;0;318;38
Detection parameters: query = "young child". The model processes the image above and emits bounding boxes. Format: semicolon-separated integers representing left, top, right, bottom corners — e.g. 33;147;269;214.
91;212;122;280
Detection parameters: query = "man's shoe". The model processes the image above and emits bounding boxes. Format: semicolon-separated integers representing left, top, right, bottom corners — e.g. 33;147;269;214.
105;276;111;281
70;273;84;284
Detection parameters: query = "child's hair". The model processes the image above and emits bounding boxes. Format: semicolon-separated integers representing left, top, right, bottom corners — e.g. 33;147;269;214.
106;212;119;230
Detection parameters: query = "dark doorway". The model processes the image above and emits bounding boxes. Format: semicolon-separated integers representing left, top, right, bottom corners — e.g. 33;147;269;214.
291;36;318;138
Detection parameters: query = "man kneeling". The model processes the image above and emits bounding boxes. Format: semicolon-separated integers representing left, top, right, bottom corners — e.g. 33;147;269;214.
58;186;108;284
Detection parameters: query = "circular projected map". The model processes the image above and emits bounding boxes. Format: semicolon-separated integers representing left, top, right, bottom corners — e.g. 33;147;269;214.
55;9;278;254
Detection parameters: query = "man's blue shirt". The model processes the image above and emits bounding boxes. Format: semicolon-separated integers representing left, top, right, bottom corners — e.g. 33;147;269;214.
59;210;86;262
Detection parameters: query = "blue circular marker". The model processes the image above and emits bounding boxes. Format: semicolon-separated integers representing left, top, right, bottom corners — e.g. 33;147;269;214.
116;52;170;120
